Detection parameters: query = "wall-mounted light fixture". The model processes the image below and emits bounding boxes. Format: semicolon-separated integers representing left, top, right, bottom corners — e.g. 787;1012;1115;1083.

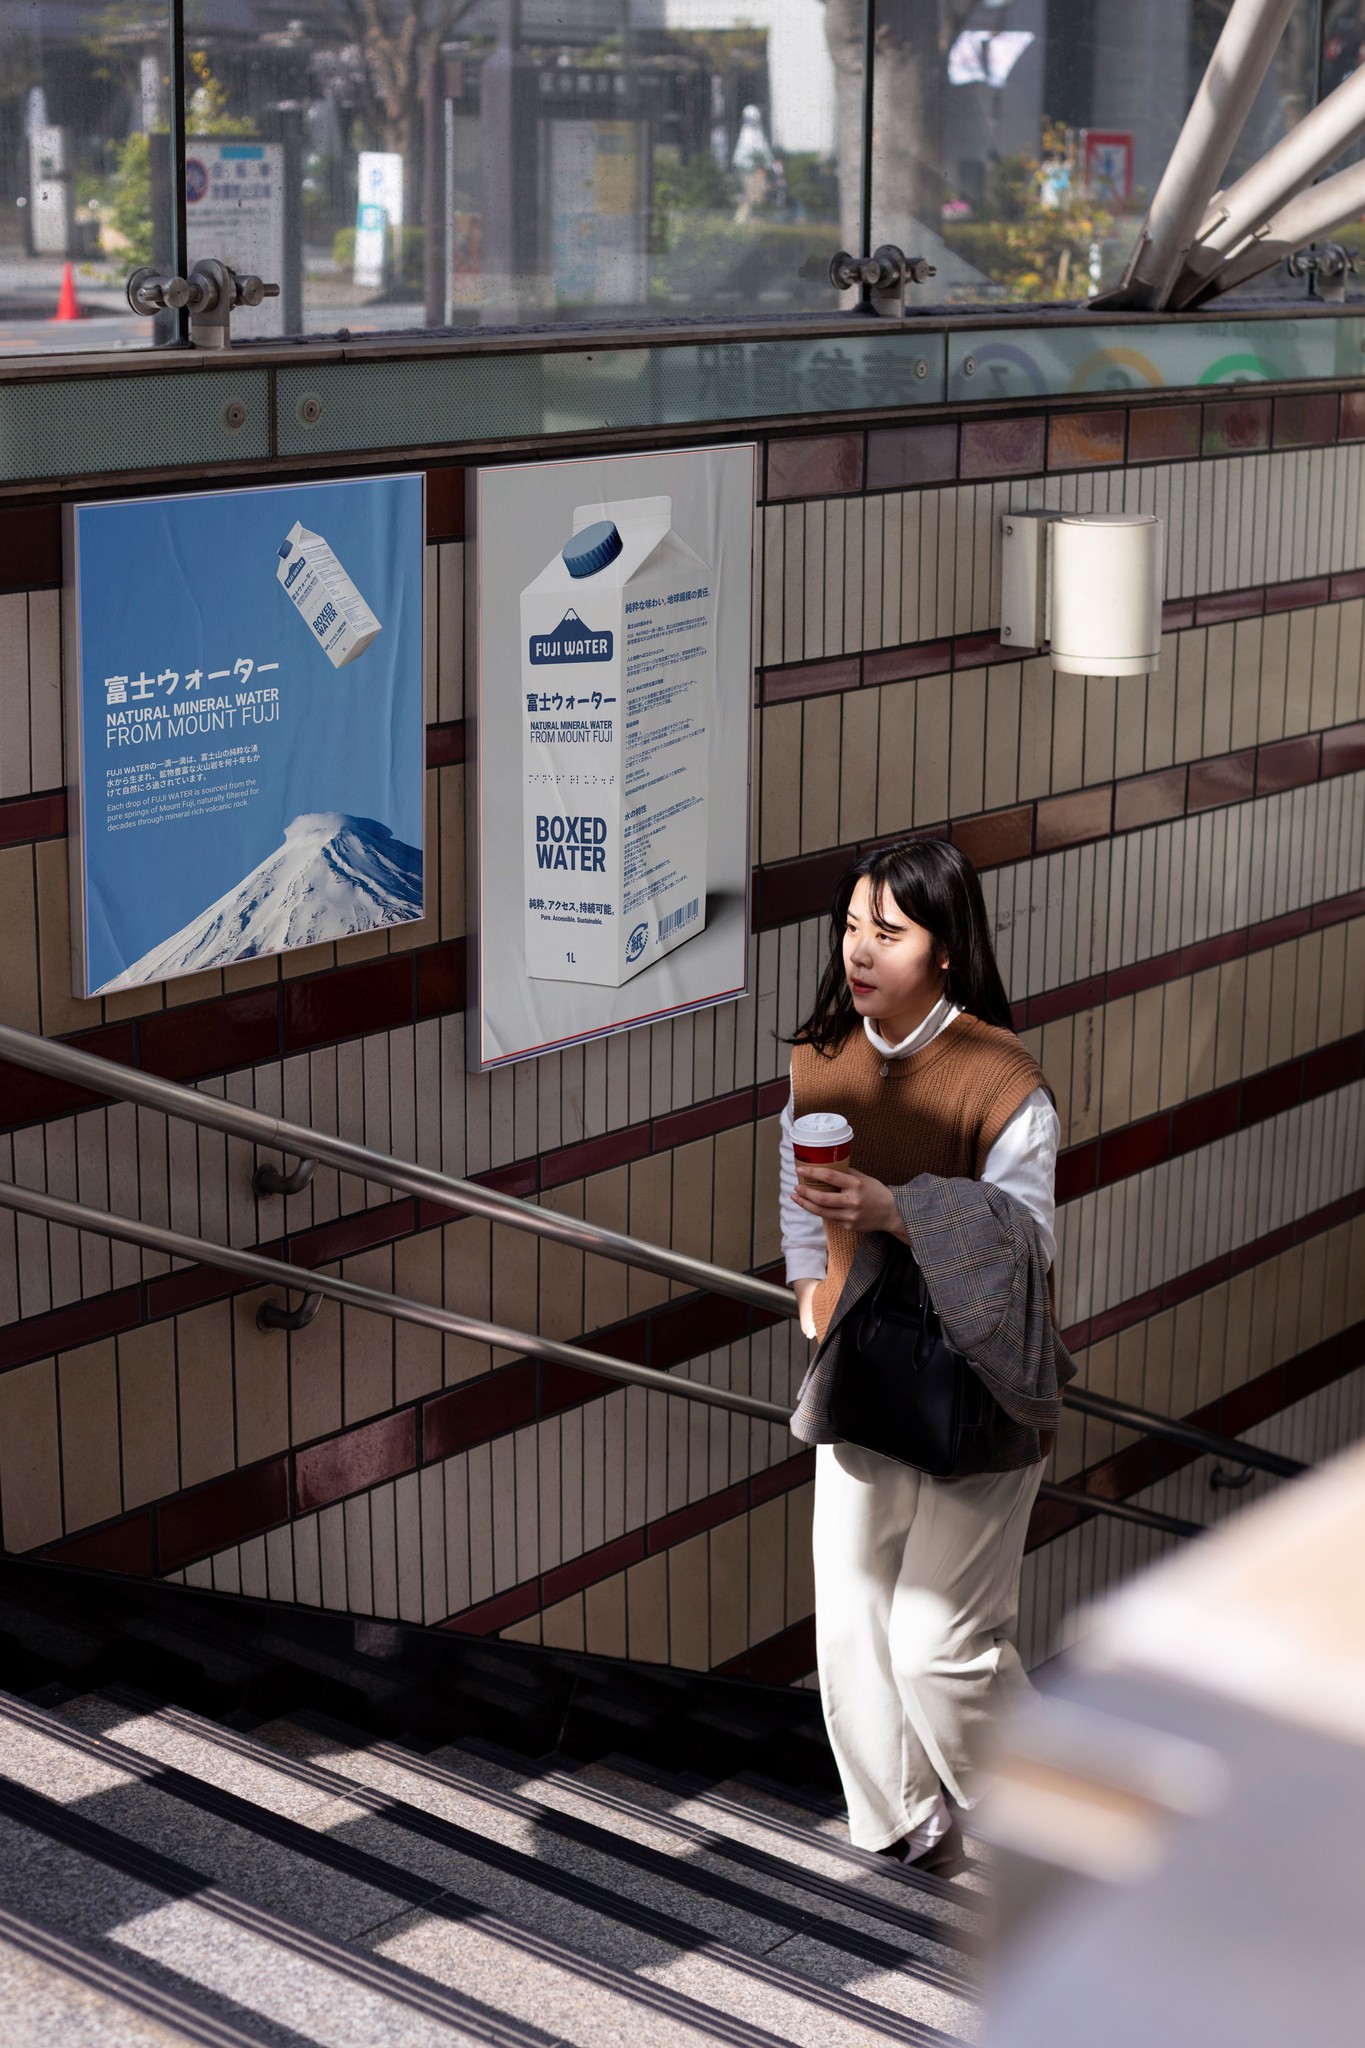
1000;511;1165;675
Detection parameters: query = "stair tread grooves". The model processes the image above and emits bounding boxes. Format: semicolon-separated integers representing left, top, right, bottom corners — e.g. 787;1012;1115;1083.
93;1691;977;1992
595;1754;990;1904
433;1741;981;1956
0;1693;969;2048
0;1780;557;2048
0;1936;209;2048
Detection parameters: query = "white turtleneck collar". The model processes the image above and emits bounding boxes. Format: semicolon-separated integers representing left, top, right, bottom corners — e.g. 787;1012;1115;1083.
862;992;961;1062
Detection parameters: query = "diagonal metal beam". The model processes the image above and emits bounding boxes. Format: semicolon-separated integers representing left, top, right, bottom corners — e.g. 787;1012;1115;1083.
1095;0;1297;311
1183;155;1365;302
1170;59;1365;305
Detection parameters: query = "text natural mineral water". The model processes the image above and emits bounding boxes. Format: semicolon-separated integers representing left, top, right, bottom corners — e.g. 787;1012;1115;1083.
519;496;712;986
277;521;382;668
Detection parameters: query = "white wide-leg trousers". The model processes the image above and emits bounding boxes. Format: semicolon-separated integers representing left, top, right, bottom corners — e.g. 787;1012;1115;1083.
812;1441;1043;1852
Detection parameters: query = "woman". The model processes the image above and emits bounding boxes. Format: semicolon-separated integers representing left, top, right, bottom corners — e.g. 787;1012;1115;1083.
780;836;1060;1872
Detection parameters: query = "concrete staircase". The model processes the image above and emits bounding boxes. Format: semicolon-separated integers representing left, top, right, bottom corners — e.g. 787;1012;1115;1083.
0;1681;985;2047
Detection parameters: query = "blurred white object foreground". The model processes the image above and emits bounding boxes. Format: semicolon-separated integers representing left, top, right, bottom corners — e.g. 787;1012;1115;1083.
979;1436;1365;2047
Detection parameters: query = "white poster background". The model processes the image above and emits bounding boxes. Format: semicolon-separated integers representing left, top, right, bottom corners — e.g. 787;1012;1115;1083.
470;444;755;1070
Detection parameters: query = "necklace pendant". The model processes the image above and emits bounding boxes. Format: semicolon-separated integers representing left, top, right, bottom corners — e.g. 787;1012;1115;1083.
880;1060;889;1077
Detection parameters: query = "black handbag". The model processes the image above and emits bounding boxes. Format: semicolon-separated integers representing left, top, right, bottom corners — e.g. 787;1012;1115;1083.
828;1246;993;1477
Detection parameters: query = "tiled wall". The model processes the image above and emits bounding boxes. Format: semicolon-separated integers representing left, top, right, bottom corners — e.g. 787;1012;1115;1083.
2;383;1364;1683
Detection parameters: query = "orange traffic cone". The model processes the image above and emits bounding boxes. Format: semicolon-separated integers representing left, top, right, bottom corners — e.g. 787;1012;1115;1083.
52;261;81;322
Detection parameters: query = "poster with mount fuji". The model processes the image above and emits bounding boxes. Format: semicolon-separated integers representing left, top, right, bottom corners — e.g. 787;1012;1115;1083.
65;475;425;998
469;444;755;1070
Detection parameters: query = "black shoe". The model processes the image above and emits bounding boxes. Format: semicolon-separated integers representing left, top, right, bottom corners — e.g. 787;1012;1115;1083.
912;1815;968;1878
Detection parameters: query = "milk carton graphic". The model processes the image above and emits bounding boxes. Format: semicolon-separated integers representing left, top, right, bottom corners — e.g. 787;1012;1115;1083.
277;520;382;668
520;496;712;986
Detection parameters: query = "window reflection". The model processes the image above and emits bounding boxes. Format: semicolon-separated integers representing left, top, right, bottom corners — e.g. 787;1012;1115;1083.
0;0;1355;354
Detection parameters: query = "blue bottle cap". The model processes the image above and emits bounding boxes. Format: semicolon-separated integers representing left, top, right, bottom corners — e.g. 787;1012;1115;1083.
277;541;292;558
563;519;623;579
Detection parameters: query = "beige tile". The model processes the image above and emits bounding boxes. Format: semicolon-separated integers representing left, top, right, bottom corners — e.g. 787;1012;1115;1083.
1186;967;1219;1100
393;1229;444;1401
1195;1282;1229;1410
1168;1298;1202;1419
489;1221;538;1361
537;1187;587;1344
1257;611;1289;743
1173;629;1207;765
875;679;915;835
799;693;842;853
1271;1243;1303;1366
838;686;880;844
442;1216;495;1384
912;671;951;825
1266;941;1298;1069
1317;921;1348;1046
500;1613;543;1646
280;940;335;980
583;1167;631;1332
751;1112;784;1270
1139;1310;1173;1417
165;969;223;1010
34;836;103;1035
1246;1260;1279;1385
1291;931;1323;1059
1229;618;1263;752
1240;946;1272;1077
0;844;39;1034
289;1292;344;1442
0;591;29;800
1214;956;1248;1088
785;502;808;664
1017;657;1054;798
1343;920;1365;1038
1099;994;1134;1132
177;1301;236;1487
760;701;802;863
340;1245;396;1422
222;956;281;992
1348;1218;1365;1328
540;1592;584;1652
1128;986;1164;1124
708;1512;749;1668
1335;597;1364;725
1222;1270;1255;1395
627;1151;673;1313
584;1573;628;1658
1082;675;1117;787
1322;1223;1352;1335
625;1551;670;1663
1040;1017;1073;1144
712;1121;755;1275
1144;635;1179;772
117;1321;179;1510
748;1494;787;1648
1281;609;1315;737
1200;625;1234;759
1158;975;1191;1111
1309;603;1340;733
983;663;1022;809
784;1481;815;1625
1049;671;1085;793
232;1290;291;1467
1068;1009;1103;1144
1297;1231;1327;1354
948;667;987;819
667;1530;711;1668
1112;673;1147;782
0;1358;62;1551
58;1338;122;1533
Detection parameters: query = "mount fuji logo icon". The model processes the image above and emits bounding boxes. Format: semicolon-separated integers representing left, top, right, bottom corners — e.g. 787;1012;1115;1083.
528;608;613;666
97;811;423;993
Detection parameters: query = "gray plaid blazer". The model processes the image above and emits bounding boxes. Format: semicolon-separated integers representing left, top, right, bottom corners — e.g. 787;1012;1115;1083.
790;1175;1077;1472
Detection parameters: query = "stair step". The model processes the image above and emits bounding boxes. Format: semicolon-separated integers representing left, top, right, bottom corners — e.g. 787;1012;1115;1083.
18;1690;974;2048
573;1750;991;1906
439;1730;983;1949
0;1899;273;2048
0;1777;548;2048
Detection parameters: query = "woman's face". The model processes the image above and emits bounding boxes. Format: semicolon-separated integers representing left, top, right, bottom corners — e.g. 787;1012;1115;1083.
842;875;949;1044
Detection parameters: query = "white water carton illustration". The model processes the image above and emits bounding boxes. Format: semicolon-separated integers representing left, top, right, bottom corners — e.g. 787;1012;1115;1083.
277;520;382;667
519;496;713;986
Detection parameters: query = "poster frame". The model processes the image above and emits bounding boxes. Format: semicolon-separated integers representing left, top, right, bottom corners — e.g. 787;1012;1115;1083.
465;441;756;1073
63;471;427;1002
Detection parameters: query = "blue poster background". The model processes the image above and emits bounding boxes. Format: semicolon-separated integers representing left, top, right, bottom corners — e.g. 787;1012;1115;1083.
73;475;424;996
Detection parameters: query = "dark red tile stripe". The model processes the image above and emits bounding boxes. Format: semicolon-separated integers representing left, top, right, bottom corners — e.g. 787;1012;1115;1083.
295;1408;417;1514
425;721;467;768
1029;1314;1365;1554
0;504;61;590
714;1615;817;1684
1058;1185;1365;1357
156;1458;291;1574
0;790;65;847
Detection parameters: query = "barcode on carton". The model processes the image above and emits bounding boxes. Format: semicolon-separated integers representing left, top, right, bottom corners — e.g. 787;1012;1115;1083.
658;897;700;944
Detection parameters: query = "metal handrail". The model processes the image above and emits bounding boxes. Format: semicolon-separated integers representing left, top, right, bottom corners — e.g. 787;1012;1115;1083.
1037;1483;1204;1542
0;1021;793;1320
1063;1386;1304;1479
0;1180;790;1426
1;1020;1308;1503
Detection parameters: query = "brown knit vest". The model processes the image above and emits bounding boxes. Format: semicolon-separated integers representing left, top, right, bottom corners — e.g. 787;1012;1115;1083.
791;1015;1050;1342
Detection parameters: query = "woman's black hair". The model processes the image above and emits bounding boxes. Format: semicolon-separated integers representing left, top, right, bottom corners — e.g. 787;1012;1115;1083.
791;837;1013;1052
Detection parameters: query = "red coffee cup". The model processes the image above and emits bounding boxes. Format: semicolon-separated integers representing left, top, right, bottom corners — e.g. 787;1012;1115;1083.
792;1112;854;1187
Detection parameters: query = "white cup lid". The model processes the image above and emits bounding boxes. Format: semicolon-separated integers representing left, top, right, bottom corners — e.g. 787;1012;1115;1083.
791;1112;853;1146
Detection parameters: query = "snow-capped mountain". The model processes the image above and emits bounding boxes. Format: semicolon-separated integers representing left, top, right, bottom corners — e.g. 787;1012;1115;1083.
99;812;422;992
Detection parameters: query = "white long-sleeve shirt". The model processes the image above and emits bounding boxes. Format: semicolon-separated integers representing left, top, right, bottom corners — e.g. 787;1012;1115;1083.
779;997;1060;1284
